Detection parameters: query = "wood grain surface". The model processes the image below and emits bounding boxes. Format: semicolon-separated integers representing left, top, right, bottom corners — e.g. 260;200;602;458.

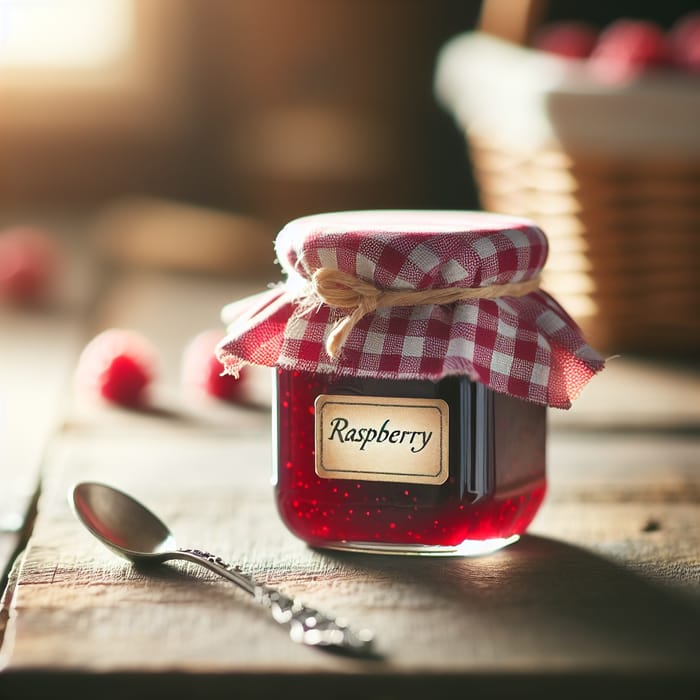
1;231;698;699
0;421;698;698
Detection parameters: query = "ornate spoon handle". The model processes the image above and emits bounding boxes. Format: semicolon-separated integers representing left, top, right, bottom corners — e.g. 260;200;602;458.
174;548;375;654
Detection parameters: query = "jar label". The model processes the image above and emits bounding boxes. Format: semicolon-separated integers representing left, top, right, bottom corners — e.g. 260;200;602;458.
314;394;449;485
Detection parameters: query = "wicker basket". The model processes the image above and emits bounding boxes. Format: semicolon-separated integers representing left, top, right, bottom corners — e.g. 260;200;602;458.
435;31;700;356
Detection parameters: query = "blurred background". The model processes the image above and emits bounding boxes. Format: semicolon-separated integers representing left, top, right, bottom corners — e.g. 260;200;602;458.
1;0;694;214
0;0;480;220
0;0;698;357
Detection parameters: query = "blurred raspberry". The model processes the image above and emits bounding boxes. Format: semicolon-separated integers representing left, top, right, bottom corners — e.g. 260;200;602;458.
0;226;60;305
181;329;250;403
76;329;157;407
589;19;671;83
532;21;598;59
669;11;700;73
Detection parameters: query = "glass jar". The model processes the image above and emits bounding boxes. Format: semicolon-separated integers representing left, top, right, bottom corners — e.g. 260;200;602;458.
274;367;546;555
217;210;604;556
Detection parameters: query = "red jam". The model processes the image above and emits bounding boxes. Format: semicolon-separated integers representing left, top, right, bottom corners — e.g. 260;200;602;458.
274;368;546;553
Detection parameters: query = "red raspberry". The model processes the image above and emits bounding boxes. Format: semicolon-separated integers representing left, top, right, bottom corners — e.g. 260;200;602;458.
76;329;157;407
0;226;60;305
589;19;671;83
532;22;598;59
181;329;251;403
669;11;700;73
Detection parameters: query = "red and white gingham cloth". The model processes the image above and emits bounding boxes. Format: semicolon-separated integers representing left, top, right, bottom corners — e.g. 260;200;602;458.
217;210;604;408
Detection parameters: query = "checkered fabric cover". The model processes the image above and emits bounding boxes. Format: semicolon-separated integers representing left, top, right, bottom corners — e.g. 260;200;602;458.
217;211;604;408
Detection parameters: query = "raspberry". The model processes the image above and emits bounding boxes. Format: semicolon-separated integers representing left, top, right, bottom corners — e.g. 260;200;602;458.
532;22;598;59
669;11;700;73
181;329;251;403
76;329;157;407
0;226;60;305
589;19;671;83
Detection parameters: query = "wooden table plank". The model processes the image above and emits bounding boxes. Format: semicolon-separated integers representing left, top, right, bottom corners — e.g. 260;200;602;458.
0;421;697;688
1;264;699;698
0;217;97;584
0;245;270;654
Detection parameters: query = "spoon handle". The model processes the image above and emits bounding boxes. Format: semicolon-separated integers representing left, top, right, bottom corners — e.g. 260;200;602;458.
175;548;375;655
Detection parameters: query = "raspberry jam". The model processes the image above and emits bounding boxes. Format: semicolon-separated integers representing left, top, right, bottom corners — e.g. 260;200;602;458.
274;368;546;555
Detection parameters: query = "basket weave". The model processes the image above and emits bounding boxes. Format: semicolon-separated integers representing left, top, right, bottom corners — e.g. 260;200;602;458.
436;32;700;355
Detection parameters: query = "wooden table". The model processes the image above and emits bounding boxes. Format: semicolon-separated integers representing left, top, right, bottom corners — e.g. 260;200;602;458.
0;216;698;698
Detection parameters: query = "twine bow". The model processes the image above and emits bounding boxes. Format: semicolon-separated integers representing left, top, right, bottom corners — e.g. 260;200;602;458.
310;267;541;358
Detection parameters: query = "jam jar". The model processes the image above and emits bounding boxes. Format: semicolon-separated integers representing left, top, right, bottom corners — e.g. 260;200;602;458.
217;210;604;556
274;369;546;555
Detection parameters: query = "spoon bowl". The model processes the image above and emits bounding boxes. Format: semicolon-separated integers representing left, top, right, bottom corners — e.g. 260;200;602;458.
73;481;176;560
70;481;376;655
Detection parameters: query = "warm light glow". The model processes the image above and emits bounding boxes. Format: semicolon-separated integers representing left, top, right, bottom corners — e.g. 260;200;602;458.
0;0;133;68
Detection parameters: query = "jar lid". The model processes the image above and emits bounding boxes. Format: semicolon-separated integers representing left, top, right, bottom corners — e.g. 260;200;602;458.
217;210;604;408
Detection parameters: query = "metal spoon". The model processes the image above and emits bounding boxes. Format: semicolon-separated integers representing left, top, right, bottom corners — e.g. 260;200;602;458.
70;481;375;655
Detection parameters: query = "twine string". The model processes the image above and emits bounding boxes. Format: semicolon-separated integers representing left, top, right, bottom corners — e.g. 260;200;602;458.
310;267;540;358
